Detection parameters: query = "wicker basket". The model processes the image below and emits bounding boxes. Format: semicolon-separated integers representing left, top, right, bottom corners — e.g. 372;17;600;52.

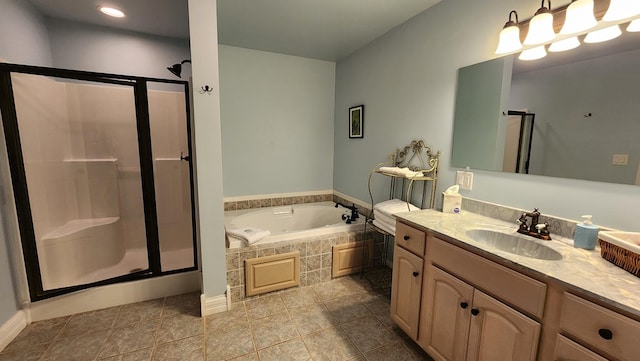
599;239;640;277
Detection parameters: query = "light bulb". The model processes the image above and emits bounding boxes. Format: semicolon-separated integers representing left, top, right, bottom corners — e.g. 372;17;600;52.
584;25;622;43
524;12;556;45
98;6;125;18
519;46;547;61
549;37;581;52
560;0;597;35
496;26;523;54
496;11;523;54
627;19;640;32
603;0;640;22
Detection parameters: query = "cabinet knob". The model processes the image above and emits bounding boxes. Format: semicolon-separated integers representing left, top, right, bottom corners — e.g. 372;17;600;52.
598;328;613;340
471;308;480;316
460;302;468;309
403;235;410;241
412;271;419;278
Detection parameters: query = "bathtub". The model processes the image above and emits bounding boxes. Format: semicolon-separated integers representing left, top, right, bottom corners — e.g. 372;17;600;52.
225;202;366;248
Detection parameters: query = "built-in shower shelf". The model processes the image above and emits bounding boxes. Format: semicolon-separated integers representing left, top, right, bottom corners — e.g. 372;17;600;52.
42;217;120;240
63;158;118;163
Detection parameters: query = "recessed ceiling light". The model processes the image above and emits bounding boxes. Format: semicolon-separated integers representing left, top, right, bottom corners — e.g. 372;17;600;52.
98;6;125;18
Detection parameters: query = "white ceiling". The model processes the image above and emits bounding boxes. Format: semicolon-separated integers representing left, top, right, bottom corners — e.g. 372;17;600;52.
26;0;191;39
216;0;442;61
26;0;443;61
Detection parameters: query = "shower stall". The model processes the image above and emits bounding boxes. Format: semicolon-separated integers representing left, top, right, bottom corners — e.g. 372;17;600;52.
0;63;197;301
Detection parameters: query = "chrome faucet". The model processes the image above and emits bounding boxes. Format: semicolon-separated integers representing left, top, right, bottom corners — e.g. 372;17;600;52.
335;202;359;223
517;208;551;240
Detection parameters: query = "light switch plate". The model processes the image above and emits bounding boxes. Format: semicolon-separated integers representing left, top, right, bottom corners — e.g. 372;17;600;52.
462;171;473;190
612;154;629;165
456;171;465;186
457;170;473;190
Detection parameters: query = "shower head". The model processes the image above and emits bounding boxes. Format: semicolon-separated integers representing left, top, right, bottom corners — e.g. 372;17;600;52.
167;59;191;78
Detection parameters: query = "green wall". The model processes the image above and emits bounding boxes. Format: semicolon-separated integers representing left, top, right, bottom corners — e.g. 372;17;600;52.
333;0;640;231
219;45;335;197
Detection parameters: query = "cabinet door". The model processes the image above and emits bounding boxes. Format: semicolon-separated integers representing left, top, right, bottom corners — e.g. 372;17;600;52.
390;245;424;339
553;335;609;361
466;290;540;361
418;265;474;361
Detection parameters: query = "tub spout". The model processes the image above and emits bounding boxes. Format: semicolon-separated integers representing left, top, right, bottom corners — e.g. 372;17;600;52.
335;202;359;221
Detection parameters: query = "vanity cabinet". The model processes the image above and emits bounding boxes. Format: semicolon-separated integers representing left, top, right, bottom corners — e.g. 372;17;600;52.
420;262;540;361
391;219;640;361
390;222;426;339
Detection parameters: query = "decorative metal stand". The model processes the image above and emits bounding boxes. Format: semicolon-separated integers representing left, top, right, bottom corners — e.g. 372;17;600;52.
361;140;440;289
368;139;440;212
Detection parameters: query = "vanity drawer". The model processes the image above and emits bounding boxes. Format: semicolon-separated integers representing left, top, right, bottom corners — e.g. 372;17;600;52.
396;222;425;257
554;335;608;361
428;236;547;318
560;292;640;361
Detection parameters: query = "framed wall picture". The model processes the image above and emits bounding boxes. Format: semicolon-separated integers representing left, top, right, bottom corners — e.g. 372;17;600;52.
349;105;364;138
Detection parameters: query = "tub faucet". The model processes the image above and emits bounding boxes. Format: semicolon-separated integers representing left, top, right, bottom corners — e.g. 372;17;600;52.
335;202;359;222
517;208;551;240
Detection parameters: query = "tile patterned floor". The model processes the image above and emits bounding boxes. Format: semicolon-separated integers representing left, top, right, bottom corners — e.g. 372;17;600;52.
0;273;433;361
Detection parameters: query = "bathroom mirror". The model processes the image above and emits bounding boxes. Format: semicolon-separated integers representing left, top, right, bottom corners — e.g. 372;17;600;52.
451;29;640;186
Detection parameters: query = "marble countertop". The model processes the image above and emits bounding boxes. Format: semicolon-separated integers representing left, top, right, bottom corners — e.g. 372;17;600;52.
396;209;640;318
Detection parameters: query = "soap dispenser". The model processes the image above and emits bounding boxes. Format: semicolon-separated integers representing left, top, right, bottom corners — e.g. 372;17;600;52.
573;215;599;250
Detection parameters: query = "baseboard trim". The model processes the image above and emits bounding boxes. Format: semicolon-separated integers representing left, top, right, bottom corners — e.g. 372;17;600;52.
201;292;228;316
0;310;27;352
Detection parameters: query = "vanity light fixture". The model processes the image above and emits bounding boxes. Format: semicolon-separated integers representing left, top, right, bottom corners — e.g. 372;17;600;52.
584;24;622;43
628;18;640;32
496;0;637;60
495;11;523;54
548;36;581;52
560;0;597;35
602;0;640;22
519;45;547;60
524;0;556;45
98;6;126;18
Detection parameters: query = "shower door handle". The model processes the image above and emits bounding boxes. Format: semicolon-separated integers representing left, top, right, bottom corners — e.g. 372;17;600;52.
180;152;190;162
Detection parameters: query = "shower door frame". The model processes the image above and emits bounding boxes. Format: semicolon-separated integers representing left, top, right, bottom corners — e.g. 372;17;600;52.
506;110;535;174
0;63;198;301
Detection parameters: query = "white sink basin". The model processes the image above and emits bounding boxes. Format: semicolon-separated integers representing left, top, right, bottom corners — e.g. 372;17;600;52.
466;229;563;261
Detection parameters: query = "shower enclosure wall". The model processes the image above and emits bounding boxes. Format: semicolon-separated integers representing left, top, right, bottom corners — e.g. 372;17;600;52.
0;64;197;301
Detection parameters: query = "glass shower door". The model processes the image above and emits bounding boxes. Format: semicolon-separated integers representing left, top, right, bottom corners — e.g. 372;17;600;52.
8;72;149;292
147;82;196;272
1;63;196;301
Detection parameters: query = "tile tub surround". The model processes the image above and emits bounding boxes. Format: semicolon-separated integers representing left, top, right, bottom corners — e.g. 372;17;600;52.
396;209;640;318
225;230;384;303
224;192;376;220
224;193;333;212
0;276;433;361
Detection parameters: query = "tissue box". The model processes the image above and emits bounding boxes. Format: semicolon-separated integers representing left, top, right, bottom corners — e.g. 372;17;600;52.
442;193;462;214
